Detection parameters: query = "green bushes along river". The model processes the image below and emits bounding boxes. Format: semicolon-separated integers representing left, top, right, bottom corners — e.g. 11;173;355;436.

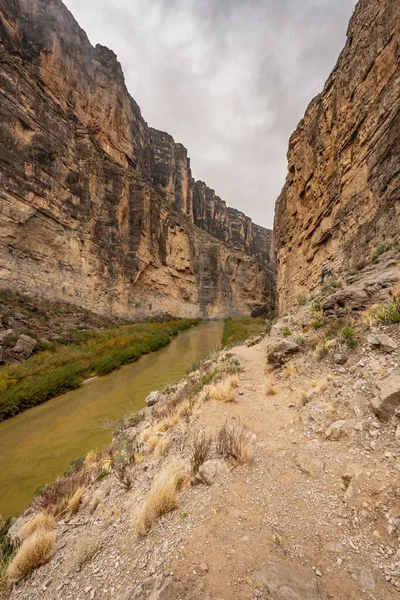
0;319;200;421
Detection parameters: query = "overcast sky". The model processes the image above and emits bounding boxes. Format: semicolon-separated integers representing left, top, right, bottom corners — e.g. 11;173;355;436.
64;0;356;229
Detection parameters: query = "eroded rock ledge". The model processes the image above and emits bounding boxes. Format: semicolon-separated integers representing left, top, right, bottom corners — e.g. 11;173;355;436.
0;0;275;320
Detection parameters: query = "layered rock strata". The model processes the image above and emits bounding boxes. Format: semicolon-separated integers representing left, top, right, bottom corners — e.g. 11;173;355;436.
274;0;400;311
0;0;274;319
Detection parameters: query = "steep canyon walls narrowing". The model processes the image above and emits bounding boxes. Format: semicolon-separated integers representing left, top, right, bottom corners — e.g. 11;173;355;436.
0;0;275;320
274;0;400;311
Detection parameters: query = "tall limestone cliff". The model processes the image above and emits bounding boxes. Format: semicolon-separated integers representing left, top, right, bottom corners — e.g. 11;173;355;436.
274;0;400;311
0;0;275;320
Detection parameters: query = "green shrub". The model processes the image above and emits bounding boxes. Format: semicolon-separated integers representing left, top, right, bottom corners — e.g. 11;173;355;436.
282;327;292;337
294;336;306;346
0;365;81;420
221;317;265;348
93;356;121;376
374;298;400;324
338;325;358;349
297;295;307;306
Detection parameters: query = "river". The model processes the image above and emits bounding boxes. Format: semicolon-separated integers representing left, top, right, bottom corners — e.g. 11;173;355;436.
0;321;223;518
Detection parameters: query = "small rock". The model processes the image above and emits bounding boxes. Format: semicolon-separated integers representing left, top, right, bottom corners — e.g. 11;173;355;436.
192;459;229;486
325;420;347;441
295;451;324;477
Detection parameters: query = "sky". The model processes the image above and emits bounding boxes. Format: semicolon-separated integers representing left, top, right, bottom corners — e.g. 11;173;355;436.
64;0;357;229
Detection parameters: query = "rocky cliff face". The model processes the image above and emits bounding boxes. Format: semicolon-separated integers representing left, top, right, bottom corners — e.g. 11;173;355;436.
274;0;400;311
0;0;274;320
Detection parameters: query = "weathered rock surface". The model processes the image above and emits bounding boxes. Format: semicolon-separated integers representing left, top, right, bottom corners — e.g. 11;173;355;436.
371;374;400;421
267;339;301;365
0;0;275;320
274;0;400;311
254;556;327;600
12;334;37;358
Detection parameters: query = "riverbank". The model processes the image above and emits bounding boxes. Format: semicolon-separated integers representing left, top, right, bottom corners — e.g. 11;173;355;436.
0;319;200;422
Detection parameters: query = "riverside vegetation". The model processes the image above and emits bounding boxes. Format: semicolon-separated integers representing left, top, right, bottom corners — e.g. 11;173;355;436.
0;319;200;422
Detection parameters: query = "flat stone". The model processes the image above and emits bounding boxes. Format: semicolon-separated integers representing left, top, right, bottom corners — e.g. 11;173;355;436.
254;556;327;599
367;333;398;353
371;374;400;421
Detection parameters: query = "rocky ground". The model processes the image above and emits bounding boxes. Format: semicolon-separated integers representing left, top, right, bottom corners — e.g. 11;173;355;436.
3;254;400;600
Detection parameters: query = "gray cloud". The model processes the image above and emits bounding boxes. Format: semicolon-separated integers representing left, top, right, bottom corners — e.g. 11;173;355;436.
63;0;356;228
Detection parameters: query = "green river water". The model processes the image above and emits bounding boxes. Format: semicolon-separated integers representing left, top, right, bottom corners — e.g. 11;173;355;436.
0;321;223;518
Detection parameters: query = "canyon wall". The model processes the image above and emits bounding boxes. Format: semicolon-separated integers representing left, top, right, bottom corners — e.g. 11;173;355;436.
274;0;400;311
0;0;274;320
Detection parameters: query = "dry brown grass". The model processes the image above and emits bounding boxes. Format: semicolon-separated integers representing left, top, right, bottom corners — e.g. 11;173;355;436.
216;422;253;464
132;461;186;537
189;430;212;475
33;467;89;515
18;512;53;542
265;379;277;396
7;531;54;582
282;364;297;379
67;486;85;514
208;375;239;403
154;436;170;458
69;528;101;571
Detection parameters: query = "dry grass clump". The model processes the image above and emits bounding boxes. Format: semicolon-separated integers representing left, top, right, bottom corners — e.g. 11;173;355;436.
67;487;85;514
208;375;239;403
189;430;212;475
132;461;186;537
18;512;53;542
154;436;170;458
7;531;54;582
69;528;102;571
265;379;277;396
216;422;253;464
33;466;89;515
282;364;297;379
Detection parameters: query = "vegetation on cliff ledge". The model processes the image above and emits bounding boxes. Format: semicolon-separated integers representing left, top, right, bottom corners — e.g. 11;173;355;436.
221;316;265;348
0;319;200;422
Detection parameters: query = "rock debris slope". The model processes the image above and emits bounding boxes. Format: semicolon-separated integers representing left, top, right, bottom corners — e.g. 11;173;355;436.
274;0;400;312
0;0;274;320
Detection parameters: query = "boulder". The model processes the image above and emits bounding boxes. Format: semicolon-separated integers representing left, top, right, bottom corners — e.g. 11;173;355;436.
0;329;16;346
371;374;400;421
12;334;37;358
192;459;229;486
267;340;300;365
322;288;369;317
367;333;398;353
145;391;164;407
254;556;327;600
